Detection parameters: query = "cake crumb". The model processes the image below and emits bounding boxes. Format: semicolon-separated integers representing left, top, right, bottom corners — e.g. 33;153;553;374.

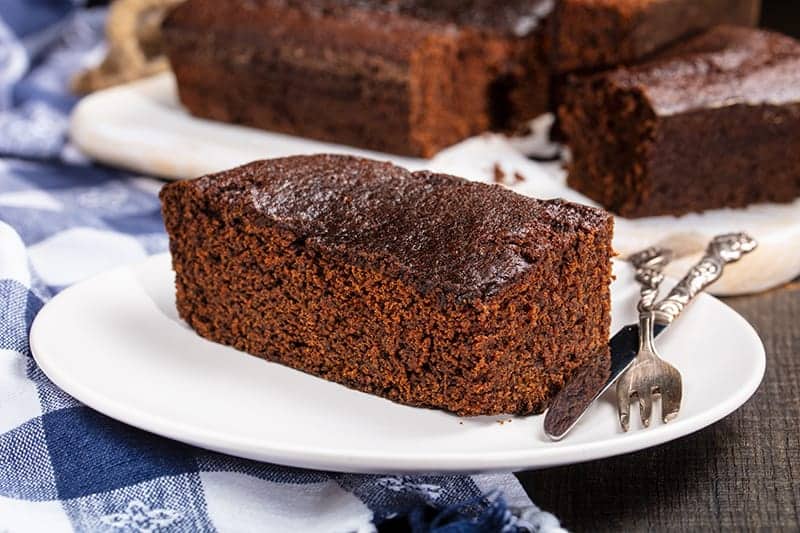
493;164;526;186
492;163;506;184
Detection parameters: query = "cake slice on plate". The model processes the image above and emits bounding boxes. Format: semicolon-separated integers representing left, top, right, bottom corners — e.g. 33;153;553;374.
160;154;614;416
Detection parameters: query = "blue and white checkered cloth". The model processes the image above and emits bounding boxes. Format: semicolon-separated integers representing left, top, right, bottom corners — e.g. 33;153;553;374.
0;3;565;532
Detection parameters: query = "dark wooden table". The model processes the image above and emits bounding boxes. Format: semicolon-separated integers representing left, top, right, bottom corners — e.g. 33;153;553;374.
517;280;800;531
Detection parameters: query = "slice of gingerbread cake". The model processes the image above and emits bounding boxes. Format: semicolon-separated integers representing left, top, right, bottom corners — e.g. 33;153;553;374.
160;154;614;416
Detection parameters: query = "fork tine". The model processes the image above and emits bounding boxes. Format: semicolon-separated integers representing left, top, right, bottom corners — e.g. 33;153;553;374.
616;380;632;432
638;388;653;427
661;381;683;423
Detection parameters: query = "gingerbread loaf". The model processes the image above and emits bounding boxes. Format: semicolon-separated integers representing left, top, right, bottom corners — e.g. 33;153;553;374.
160;154;614;416
560;26;800;218
161;0;553;158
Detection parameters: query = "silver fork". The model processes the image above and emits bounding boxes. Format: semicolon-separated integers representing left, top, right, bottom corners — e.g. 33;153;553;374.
616;248;682;431
616;232;759;431
628;246;672;310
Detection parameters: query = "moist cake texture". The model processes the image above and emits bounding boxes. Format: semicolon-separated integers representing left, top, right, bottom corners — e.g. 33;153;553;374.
162;0;553;158
160;154;614;416
560;26;800;218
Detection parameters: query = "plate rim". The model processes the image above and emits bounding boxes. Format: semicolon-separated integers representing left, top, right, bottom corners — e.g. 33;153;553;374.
30;253;767;473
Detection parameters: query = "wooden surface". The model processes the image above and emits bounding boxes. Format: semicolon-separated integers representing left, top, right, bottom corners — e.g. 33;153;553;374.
517;281;800;531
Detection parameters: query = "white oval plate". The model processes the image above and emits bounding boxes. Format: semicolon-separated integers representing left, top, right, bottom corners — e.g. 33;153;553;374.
30;254;765;474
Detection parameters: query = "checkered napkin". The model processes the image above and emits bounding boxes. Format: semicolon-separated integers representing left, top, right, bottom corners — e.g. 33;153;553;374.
0;3;565;532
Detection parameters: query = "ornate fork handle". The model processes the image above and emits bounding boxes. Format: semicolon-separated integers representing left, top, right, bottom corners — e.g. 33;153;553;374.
629;246;672;271
629;246;672;312
653;232;758;324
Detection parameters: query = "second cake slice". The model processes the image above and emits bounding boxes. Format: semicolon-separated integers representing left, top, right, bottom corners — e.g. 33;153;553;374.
161;155;614;416
560;26;800;218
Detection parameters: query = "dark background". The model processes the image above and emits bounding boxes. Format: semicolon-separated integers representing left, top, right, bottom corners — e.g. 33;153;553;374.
761;0;800;36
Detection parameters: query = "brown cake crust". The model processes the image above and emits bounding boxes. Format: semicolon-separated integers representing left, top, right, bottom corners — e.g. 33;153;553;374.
560;26;800;218
162;0;552;157
552;0;761;73
160;154;614;416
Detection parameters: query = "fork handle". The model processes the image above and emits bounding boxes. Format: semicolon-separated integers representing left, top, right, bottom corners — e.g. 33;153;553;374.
631;247;671;312
628;246;673;271
653;232;757;324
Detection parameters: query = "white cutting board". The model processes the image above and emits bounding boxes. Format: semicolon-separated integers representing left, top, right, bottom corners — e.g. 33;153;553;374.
70;73;800;296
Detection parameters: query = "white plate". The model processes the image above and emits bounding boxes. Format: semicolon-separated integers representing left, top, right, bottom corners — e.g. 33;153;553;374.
69;73;800;295
30;254;765;474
